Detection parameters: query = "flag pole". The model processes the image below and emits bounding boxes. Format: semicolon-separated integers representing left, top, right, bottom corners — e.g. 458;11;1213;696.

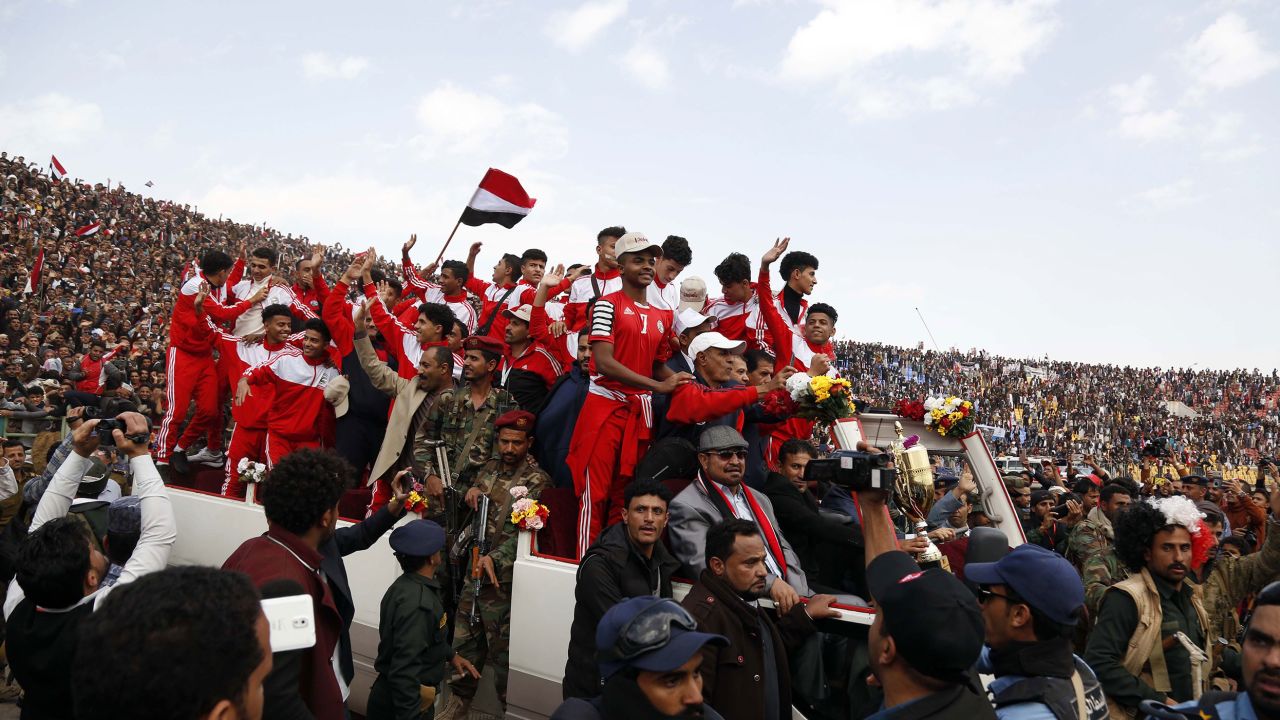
432;216;464;266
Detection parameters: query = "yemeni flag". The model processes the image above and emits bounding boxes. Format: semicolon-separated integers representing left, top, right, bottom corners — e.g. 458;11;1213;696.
75;221;102;237
49;155;66;182
22;250;43;294
459;169;535;229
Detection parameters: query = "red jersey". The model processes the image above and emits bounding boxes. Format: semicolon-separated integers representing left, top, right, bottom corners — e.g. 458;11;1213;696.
244;352;339;442
563;268;621;332
402;261;479;334
291;270;330;317
586;291;674;400
704;283;772;351
213;327;301;429
465;276;519;339
75;344;123;394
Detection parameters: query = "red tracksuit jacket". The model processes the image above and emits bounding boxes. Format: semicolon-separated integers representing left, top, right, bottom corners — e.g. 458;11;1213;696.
170;274;255;355
244;353;339;442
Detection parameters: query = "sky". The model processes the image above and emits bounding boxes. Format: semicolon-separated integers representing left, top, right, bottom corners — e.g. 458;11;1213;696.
2;0;1277;370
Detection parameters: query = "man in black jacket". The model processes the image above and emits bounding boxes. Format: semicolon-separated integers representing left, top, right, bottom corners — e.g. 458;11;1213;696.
761;438;865;596
564;479;683;699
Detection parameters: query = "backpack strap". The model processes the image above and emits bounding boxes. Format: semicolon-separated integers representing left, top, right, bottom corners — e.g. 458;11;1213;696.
477;285;519;336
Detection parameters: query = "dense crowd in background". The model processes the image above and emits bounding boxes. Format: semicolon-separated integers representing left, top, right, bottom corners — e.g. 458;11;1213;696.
4;151;1280;720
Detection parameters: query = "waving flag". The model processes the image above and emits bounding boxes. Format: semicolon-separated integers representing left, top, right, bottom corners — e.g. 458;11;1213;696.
459;168;536;229
75;221;101;237
49;155;66;182
22;250;43;294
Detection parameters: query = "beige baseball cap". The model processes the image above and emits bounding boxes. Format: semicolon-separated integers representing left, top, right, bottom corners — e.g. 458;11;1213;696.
679;276;707;312
614;232;662;258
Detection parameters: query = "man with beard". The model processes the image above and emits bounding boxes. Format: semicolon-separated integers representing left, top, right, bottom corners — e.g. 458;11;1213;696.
222;449;409;720
1070;483;1132;617
1085;497;1212;714
1025;489;1071;554
680;519;837;720
564;479;682;700
552;597;729;720
1143;581;1280;719
437;410;549;720
567;232;689;556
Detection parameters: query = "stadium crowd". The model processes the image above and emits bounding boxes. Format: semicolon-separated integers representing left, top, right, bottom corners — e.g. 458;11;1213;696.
1;150;1279;720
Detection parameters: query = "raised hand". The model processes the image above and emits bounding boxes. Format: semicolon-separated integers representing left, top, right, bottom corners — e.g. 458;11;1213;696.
403;233;417;254
541;263;566;288
762;236;791;265
468;241;483;258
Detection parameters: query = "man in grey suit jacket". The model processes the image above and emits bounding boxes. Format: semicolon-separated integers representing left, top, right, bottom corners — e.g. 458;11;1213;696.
668;426;810;611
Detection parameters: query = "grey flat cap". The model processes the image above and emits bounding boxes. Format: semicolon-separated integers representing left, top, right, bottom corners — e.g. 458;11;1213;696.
697;425;748;453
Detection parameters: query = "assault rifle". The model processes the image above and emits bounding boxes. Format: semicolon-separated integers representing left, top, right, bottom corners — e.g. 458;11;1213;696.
469;494;490;624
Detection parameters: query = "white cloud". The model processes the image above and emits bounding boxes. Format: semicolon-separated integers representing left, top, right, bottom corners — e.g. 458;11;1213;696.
622;43;670;89
1117;109;1184;142
547;0;628;52
1125;178;1203;210
0;93;104;149
1184;13;1278;93
1202;112;1265;161
411;82;568;164
300;52;371;81
1107;74;1155;115
779;0;1057;119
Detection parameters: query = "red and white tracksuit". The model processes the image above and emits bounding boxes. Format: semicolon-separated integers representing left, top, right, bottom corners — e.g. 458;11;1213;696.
213;327;301;497
465;276;520;340
401;259;479;334
647;278;680;313
243;353;340;467
562;267;621;332
228;276;317;336
756;267;833;466
566;291;674;557
363;283;448;381
155;274;255;463
705;284;771;350
292;270;330;317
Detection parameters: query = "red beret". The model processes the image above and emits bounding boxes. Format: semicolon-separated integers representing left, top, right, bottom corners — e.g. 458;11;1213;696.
462;335;505;355
495;410;536;432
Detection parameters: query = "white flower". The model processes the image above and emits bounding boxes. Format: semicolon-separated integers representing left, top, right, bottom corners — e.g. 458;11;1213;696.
525;515;544;530
786;372;811;401
510;485;529;500
1150;496;1205;534
924;397;942;412
237;457;250;472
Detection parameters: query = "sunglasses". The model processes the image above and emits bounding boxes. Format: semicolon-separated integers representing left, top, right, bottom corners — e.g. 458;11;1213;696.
599;600;699;663
711;450;747;461
976;585;1020;606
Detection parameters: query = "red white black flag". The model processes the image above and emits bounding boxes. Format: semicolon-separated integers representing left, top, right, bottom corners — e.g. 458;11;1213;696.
75;221;101;236
23;250;43;294
49;155;66;182
460;168;536;229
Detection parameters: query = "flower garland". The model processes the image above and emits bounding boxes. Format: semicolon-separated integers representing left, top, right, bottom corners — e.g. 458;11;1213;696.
509;485;549;531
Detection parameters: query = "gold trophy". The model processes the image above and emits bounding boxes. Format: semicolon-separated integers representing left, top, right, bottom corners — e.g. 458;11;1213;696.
890;421;934;519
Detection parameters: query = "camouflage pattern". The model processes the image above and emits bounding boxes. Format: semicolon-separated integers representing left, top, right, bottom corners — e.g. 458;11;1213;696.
1069;508;1127;618
416;384;517;486
1201;517;1280;646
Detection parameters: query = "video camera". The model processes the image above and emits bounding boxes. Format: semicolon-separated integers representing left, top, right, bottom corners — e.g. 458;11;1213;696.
803;450;896;491
1141;437;1168;458
83;406;148;447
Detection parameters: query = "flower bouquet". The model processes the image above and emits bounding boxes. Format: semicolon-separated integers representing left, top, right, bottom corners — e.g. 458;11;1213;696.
783;373;858;424
404;480;429;516
923;396;975;438
237;458;268;484
893;398;926;422
509;485;550;531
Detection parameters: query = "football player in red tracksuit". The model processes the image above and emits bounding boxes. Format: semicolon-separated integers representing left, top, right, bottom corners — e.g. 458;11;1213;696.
756;239;838;465
463;241;522;339
291;247;330;316
155;250;265;468
704;252;771;351
75;339;127;395
401;233;479;335
237;318;340;467
565;233;693;557
211;304;302;497
228;247;318;337
357;253;454;382
561;227;625;332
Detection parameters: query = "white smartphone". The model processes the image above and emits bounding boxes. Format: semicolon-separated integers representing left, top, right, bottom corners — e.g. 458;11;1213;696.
261;595;316;653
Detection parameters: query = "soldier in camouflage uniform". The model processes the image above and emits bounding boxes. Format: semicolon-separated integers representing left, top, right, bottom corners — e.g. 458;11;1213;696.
436;410;549;720
1068;483;1133;618
417;335;517;493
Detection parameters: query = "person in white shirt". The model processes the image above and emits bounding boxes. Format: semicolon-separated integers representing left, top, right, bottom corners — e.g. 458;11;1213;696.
229;246;316;336
647;235;693;311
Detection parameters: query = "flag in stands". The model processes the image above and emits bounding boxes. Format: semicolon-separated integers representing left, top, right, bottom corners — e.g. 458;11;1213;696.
49;155;66;182
75;221;101;236
460;168;536;229
145;180;154;187
22;250;43;294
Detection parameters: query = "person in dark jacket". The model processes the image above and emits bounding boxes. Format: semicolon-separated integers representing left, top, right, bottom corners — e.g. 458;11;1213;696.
222;450;408;720
681;519;839;720
564;479;683;699
760;438;866;596
532;354;589;489
552;596;729;720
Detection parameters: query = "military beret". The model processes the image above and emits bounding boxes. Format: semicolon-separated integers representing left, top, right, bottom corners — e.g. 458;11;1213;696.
462;335;505;356
390;519;446;557
495;409;536;433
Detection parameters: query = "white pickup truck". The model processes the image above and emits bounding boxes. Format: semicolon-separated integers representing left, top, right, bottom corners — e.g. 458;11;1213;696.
165;414;1024;718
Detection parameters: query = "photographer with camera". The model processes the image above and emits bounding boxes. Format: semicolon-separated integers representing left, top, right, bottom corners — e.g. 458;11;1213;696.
4;409;174;720
1024;489;1072;554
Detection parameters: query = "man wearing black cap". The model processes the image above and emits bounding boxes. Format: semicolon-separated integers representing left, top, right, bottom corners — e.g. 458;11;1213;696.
856;486;995;719
1026;488;1069;554
552;596;729;719
926;466;976;529
369;519;480;719
966;543;1107;719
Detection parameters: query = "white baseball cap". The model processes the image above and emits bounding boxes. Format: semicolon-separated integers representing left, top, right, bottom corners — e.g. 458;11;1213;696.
688;331;745;360
674;308;715;336
679;276;707;312
503;304;533;323
614;232;662;258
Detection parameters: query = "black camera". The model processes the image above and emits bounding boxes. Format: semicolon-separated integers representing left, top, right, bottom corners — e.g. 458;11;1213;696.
803;450;896;491
1141;438;1167;457
83;407;147;446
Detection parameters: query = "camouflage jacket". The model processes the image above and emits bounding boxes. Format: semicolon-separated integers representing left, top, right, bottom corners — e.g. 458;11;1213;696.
1200;516;1280;644
1070;508;1126;618
467;455;549;587
416;383;517;486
